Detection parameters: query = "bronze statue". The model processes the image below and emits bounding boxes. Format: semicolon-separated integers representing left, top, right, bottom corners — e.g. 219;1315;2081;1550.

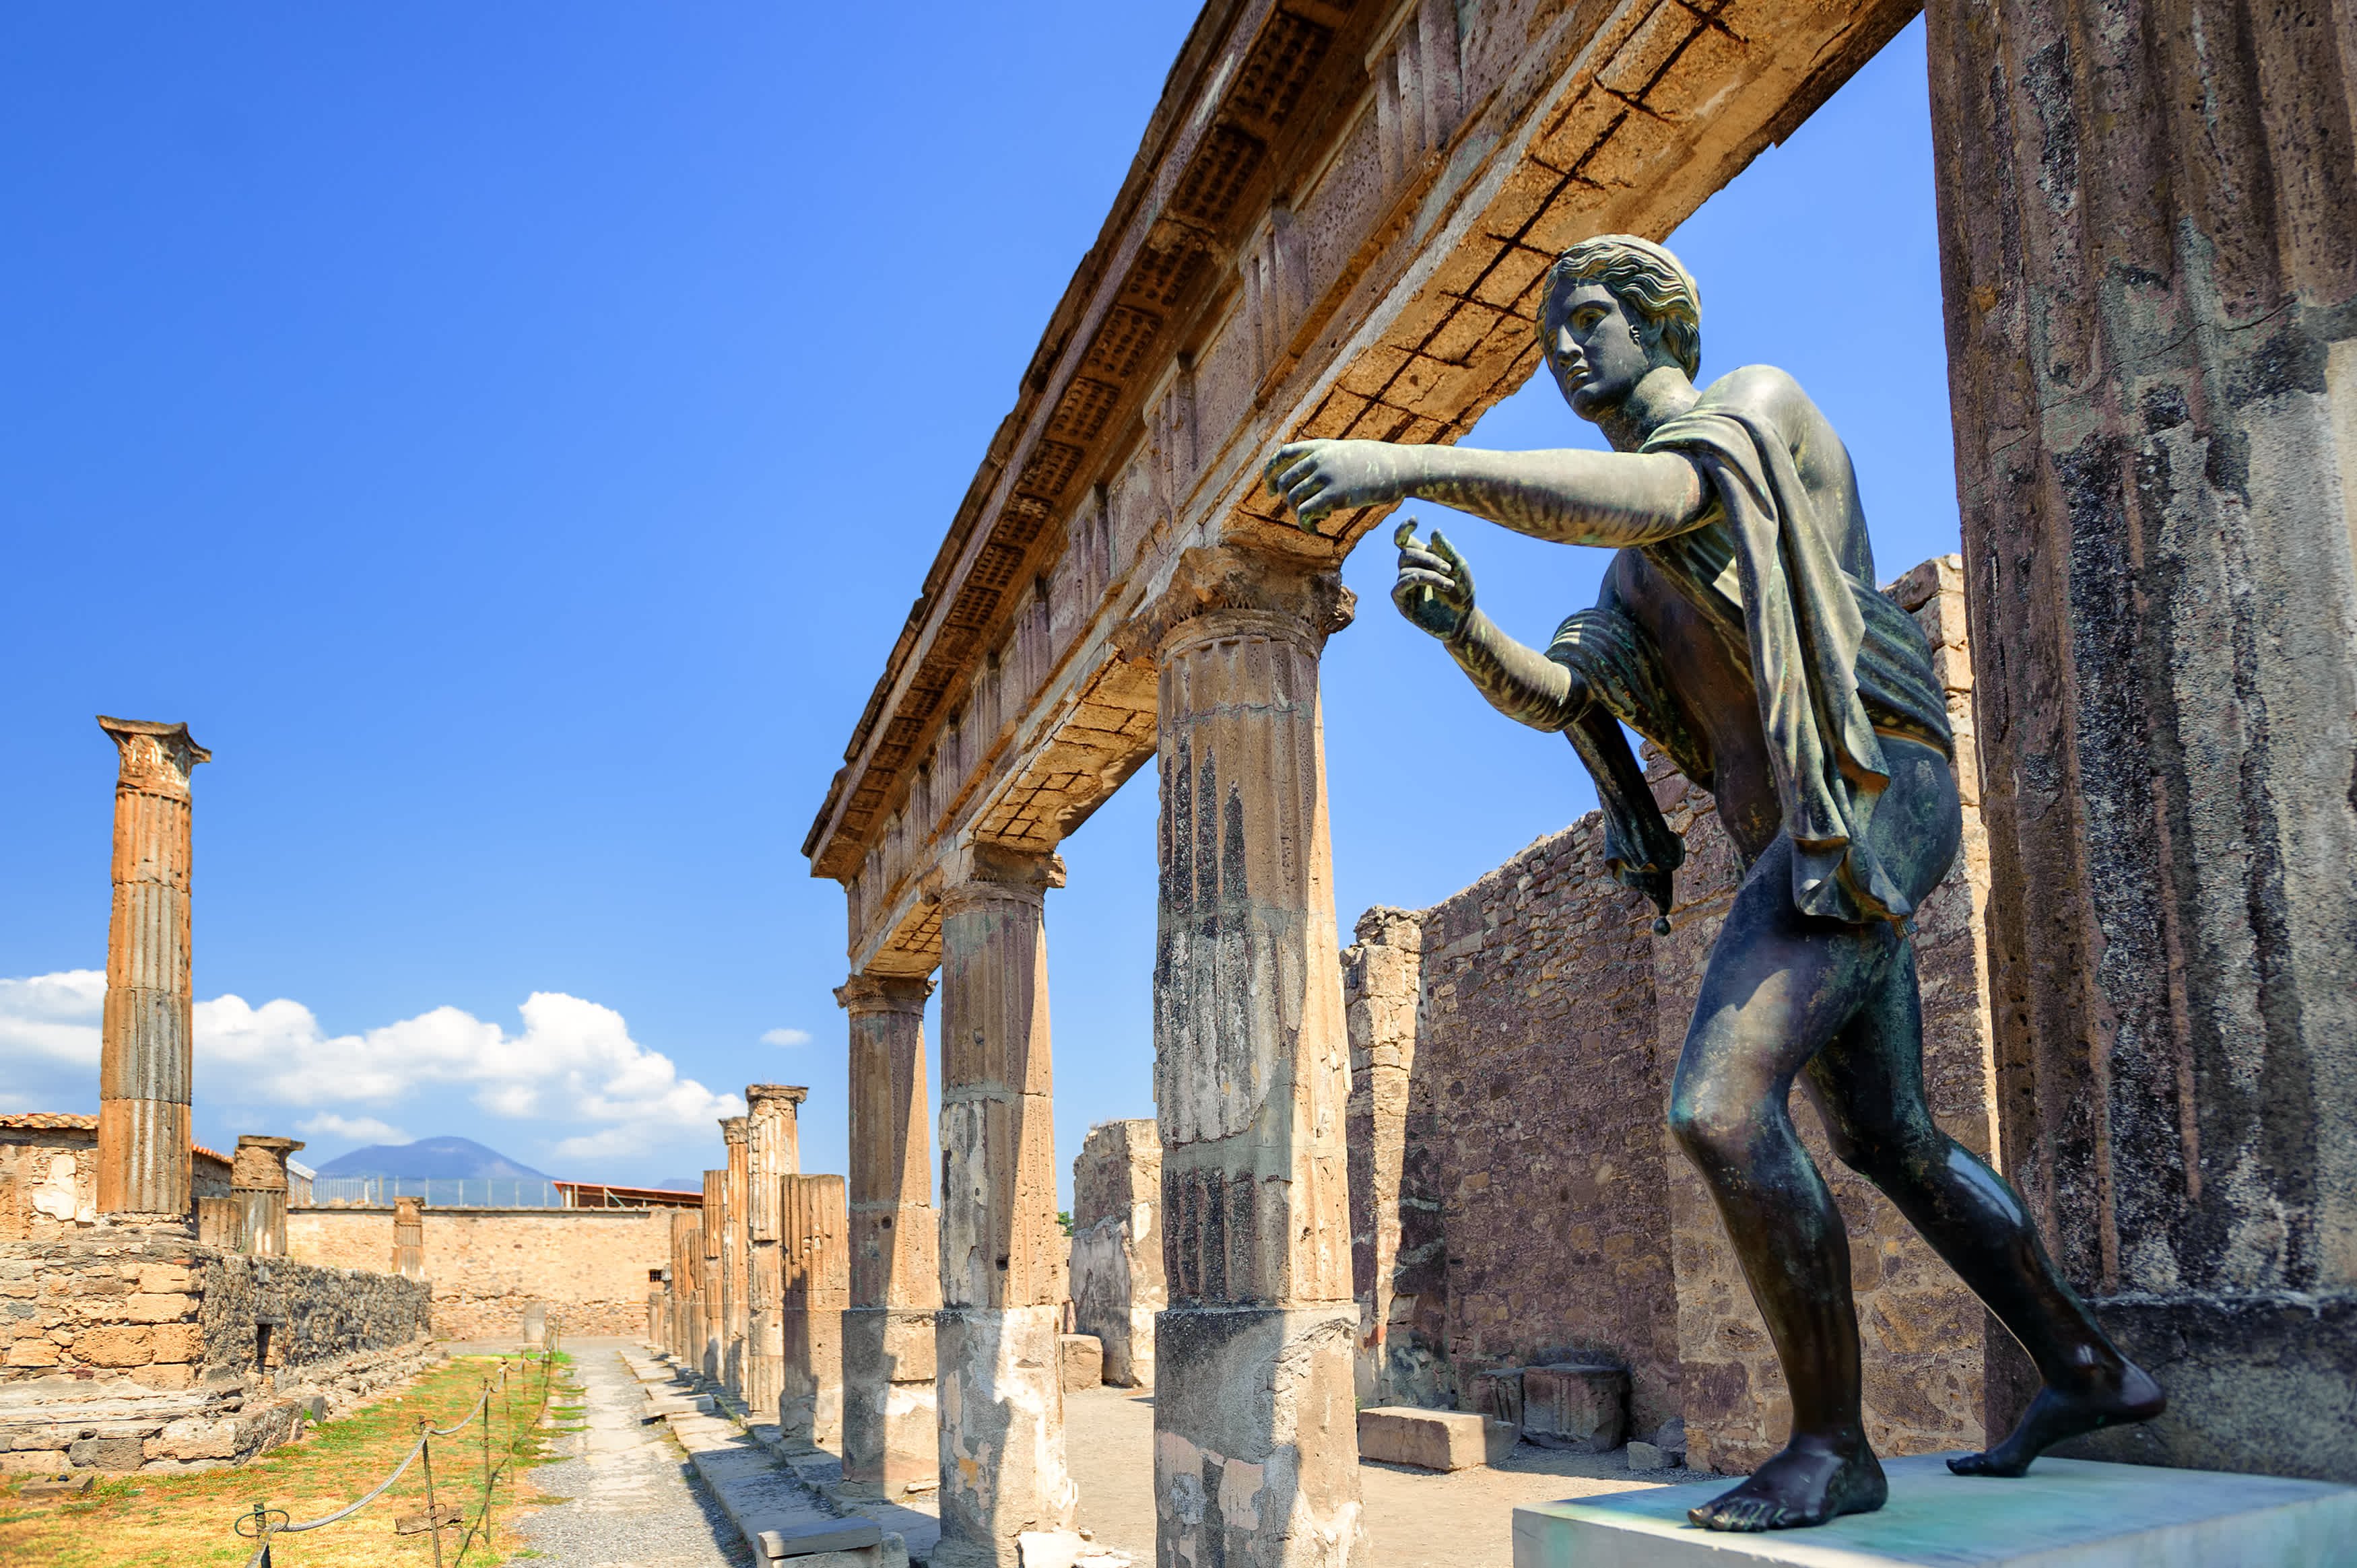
1265;236;2163;1533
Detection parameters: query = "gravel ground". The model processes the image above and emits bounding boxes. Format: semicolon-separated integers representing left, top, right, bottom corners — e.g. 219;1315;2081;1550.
510;1339;752;1568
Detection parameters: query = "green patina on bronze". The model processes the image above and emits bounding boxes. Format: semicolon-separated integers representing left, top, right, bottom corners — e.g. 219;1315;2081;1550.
1265;236;2164;1534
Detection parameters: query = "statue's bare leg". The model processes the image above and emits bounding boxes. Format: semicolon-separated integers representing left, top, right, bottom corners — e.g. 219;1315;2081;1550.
1668;857;1891;1529
1803;945;2164;1478
1667;738;1965;1532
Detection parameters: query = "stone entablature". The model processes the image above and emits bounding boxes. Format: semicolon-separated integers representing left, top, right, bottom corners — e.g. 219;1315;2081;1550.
805;0;1925;981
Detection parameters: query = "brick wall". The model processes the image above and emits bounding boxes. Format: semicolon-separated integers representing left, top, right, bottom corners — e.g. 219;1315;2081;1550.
288;1206;671;1340
1343;555;2003;1472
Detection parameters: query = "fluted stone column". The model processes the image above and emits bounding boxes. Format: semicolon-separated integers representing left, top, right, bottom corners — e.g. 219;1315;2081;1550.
722;1116;751;1400
780;1172;850;1450
934;845;1075;1568
96;716;210;1222
745;1085;808;1424
666;1207;698;1359
232;1135;304;1257
1117;545;1362;1567
394;1196;426;1280
836;973;940;1500
701;1168;727;1382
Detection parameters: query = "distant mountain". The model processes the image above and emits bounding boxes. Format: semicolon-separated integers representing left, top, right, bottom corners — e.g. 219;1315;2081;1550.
314;1136;549;1181
653;1176;704;1193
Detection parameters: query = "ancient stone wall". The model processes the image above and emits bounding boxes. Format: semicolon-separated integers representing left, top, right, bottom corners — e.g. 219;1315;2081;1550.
1343;557;2003;1472
287;1206;670;1340
1;1225;432;1474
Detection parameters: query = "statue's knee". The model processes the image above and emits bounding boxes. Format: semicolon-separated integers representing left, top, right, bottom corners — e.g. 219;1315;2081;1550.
1667;1089;1750;1171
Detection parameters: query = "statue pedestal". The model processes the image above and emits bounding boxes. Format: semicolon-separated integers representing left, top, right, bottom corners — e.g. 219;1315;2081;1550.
1512;1454;2356;1566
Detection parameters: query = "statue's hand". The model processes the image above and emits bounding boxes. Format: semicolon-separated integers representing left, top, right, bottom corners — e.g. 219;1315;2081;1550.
1264;439;1415;531
1391;519;1475;640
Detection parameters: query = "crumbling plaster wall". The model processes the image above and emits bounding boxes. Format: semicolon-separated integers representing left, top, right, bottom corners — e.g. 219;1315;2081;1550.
1344;557;2003;1472
288;1206;670;1340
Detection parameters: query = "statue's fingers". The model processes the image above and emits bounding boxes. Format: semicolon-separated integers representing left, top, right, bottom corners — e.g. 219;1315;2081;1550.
1391;518;1420;551
1397;547;1451;576
1429;529;1475;594
1265;442;1313;489
1393;568;1455;594
1273;456;1325;500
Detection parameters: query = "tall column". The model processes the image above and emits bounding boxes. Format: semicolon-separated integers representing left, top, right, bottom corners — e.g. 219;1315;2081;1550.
701;1168;727;1382
96;716;210;1222
722;1116;751;1402
745;1085;807;1426
394;1196;426;1280
667;1208;698;1359
934;846;1075;1568
1925;0;2357;1478
1117;545;1362;1566
836;973;940;1500
780;1173;850;1450
231;1135;304;1256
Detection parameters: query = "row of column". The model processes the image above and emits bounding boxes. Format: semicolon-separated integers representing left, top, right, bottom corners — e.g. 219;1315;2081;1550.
815;545;1362;1568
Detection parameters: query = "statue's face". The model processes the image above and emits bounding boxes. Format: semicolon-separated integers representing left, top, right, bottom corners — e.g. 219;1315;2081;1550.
1542;279;1654;421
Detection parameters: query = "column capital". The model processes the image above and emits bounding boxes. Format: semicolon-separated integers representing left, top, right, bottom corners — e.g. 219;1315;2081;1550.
1114;544;1355;665
231;1135;304;1190
938;843;1065;917
746;1083;809;1110
98;716;210;798
721;1116;750;1145
834;972;935;1016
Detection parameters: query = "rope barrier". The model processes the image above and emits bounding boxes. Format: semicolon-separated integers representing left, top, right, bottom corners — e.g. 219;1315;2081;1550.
230;1320;563;1567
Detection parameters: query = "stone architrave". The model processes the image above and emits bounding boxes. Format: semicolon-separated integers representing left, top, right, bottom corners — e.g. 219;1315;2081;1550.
702;1168;727;1383
1925;0;2357;1476
779;1172;850;1449
935;845;1076;1567
95;716;211;1221
1068;1118;1163;1388
745;1085;809;1423
723;1116;752;1400
836;973;941;1501
230;1135;304;1257
393;1196;426;1281
1116;545;1364;1567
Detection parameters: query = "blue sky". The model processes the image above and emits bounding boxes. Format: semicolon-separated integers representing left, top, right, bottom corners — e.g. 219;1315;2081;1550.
0;7;1958;1203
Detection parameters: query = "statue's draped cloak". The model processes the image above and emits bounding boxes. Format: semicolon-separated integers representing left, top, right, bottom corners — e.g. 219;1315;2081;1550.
1547;401;1952;927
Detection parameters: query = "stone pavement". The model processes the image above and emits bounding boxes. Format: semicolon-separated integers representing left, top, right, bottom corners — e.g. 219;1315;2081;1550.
514;1337;752;1568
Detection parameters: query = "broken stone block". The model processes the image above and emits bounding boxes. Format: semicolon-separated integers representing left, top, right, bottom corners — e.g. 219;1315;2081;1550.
1058;1334;1102;1392
1355;1406;1516;1471
65;1435;143;1471
1520;1363;1627;1452
1626;1439;1665;1469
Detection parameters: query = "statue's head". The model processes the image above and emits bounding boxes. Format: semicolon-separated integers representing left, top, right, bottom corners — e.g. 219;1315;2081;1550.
1539;234;1701;420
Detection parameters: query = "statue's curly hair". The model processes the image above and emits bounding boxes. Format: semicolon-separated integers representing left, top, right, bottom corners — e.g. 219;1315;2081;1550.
1544;235;1702;380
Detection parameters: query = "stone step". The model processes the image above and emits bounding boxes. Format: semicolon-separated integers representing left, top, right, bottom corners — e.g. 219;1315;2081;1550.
1356;1406;1517;1472
653;1399;908;1566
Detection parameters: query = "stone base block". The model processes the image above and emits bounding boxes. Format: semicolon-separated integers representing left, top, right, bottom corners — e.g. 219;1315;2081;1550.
1057;1335;1102;1392
1511;1454;2357;1567
933;1305;1075;1568
1357;1406;1516;1471
842;1309;936;1499
781;1305;846;1452
1521;1363;1627;1453
1154;1305;1364;1568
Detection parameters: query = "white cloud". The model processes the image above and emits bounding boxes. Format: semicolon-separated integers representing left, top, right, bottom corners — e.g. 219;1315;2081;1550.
0;972;741;1163
761;1027;812;1048
297;1112;411;1145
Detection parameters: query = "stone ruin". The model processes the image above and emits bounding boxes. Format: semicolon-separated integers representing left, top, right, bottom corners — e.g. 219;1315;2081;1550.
791;0;2356;1562
2;719;434;1478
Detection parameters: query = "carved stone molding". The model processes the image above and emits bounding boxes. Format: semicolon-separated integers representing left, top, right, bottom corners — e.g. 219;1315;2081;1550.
1114;544;1356;666
834;973;935;1017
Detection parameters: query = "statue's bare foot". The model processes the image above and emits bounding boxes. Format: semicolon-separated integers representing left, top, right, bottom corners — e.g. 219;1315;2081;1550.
1949;1361;2165;1478
1687;1437;1886;1532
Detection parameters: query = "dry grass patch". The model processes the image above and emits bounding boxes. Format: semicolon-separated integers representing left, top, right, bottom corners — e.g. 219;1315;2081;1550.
0;1351;574;1568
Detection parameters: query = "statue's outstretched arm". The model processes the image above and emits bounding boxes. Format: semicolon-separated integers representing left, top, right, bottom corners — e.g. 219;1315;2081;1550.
1267;438;1707;545
1392;522;1588;732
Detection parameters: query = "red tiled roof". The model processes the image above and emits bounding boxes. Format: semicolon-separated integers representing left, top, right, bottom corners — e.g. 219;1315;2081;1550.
0;1112;97;1131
